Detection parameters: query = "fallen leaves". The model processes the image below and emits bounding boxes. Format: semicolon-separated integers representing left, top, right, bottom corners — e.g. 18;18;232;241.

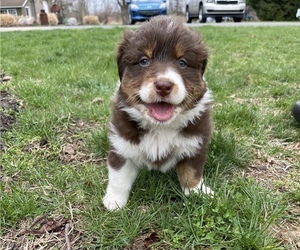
244;148;300;193
241;140;300;250
2;215;82;250
24;137;49;153
0;71;12;83
61;143;76;157
0;91;22;133
92;97;104;104
59;119;105;164
17;216;68;236
125;231;161;250
272;223;300;249
21;119;104;164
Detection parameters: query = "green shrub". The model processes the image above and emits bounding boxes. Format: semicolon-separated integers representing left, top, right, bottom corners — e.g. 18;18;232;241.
247;0;299;21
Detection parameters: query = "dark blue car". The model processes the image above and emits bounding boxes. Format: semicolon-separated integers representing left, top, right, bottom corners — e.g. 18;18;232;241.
127;0;167;25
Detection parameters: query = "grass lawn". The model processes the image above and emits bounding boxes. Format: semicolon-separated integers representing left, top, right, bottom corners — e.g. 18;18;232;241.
1;25;299;249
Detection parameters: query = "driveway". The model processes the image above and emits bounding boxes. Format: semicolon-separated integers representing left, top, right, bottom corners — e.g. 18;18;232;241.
1;21;300;32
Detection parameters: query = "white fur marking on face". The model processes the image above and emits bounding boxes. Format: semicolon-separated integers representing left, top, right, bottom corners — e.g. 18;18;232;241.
122;89;212;129
139;68;187;105
103;160;139;211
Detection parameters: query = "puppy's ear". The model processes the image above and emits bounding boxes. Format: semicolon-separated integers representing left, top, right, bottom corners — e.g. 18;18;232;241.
117;30;135;81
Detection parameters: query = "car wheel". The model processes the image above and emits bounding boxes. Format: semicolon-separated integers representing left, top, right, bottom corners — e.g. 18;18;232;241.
185;8;192;23
233;17;242;22
198;5;207;23
215;17;222;23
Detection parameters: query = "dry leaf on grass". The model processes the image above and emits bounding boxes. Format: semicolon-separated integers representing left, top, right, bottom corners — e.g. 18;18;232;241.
24;138;49;153
0;72;12;83
16;216;68;236
59;119;105;164
125;231;160;250
2;215;82;250
271;223;300;249
92;97;104;104
61;143;76;156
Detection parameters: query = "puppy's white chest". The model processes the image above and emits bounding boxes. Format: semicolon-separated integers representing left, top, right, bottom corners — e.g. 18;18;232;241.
110;126;203;172
139;129;177;164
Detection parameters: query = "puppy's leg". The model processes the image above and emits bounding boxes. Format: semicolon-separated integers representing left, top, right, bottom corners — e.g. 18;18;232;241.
176;157;213;196
103;158;139;211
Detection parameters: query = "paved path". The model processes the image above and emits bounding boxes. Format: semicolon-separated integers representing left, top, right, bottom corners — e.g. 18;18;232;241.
1;21;300;32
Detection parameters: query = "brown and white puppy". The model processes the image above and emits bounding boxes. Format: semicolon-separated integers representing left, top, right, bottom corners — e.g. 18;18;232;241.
103;16;213;211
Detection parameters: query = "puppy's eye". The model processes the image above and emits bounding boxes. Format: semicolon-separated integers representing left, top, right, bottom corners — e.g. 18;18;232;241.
139;57;150;67
178;59;187;69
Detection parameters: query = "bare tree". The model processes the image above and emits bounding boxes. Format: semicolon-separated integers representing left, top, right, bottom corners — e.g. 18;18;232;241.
116;0;129;24
168;0;184;15
101;0;114;24
54;0;88;23
79;0;88;23
87;0;120;24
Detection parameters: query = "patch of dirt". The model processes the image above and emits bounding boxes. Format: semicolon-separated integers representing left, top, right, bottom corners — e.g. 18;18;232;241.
0;91;22;132
19;119;105;165
0;88;22;152
0;71;20;148
240;140;300;249
1;215;82;250
242;141;299;192
24;137;50;152
125;231;163;250
0;113;15;132
271;223;300;249
0;71;12;83
59;119;105;165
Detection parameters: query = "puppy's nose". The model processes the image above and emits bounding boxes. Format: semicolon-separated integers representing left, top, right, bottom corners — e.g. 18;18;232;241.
154;80;174;97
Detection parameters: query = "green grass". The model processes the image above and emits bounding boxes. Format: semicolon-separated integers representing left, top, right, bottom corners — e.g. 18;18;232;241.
1;26;299;249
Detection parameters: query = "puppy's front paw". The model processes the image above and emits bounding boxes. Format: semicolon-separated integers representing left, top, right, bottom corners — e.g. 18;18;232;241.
183;182;214;197
194;183;214;196
103;192;129;211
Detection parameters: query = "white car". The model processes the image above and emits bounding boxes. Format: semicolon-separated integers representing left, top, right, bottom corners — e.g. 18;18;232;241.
185;0;246;23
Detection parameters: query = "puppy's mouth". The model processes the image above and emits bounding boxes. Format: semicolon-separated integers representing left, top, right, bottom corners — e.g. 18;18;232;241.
145;102;175;122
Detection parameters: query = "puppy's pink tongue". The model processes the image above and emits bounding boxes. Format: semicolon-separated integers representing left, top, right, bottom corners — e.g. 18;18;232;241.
147;102;174;122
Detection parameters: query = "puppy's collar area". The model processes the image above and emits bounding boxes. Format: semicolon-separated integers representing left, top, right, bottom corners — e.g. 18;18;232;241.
145;102;175;122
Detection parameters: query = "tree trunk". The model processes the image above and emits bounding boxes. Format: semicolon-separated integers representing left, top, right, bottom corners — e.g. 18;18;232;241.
117;0;129;24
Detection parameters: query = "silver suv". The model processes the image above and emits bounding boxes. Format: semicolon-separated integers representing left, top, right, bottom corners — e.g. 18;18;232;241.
185;0;246;23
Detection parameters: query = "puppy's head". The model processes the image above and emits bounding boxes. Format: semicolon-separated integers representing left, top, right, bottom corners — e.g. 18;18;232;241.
117;16;209;124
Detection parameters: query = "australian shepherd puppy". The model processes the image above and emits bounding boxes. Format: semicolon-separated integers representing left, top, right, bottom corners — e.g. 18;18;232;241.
103;16;213;211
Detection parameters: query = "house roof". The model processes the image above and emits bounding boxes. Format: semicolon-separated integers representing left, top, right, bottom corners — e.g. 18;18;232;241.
0;0;28;8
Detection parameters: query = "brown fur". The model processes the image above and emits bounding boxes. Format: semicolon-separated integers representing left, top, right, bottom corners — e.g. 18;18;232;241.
109;15;211;191
116;16;208;112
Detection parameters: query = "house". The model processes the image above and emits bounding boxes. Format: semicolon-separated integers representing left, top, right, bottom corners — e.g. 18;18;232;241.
0;0;44;18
